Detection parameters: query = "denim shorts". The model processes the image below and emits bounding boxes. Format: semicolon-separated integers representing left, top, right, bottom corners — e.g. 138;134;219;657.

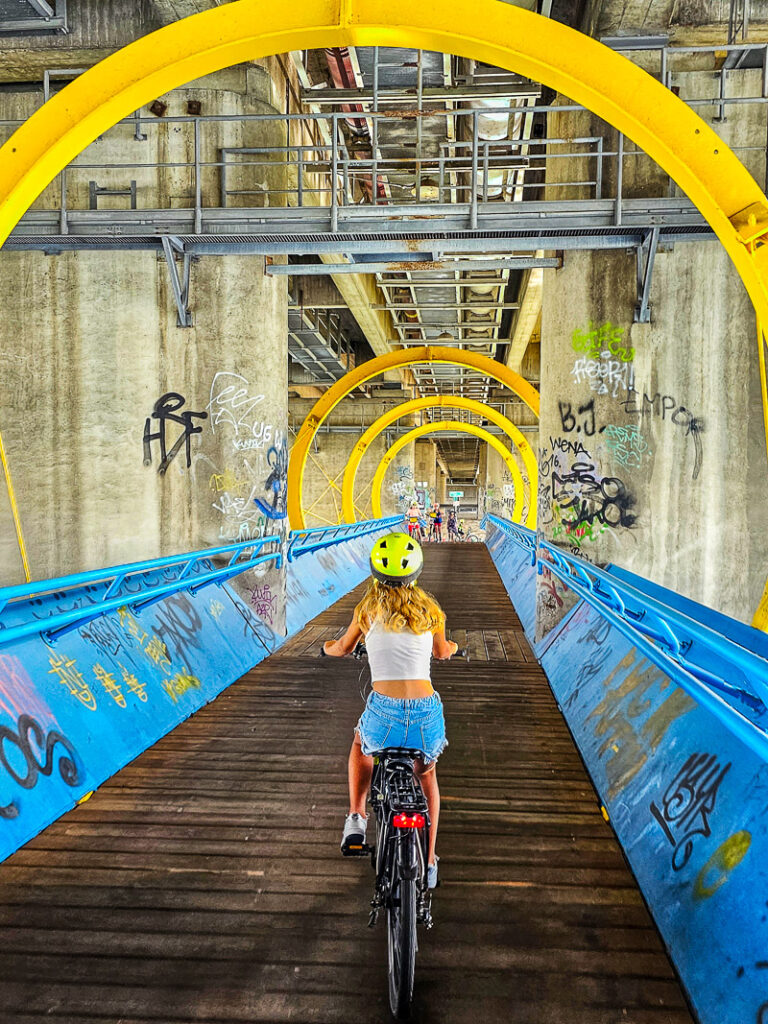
355;691;448;766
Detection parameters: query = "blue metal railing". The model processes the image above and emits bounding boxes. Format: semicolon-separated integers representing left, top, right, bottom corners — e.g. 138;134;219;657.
286;515;402;561
482;513;537;564
0;536;282;648
483;513;768;763
0;515;400;649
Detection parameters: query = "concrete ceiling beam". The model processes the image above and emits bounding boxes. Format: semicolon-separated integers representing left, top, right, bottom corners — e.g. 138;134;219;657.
505;266;543;374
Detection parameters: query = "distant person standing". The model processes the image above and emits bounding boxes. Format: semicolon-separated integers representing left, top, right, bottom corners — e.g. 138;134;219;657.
433;503;443;543
427;503;438;542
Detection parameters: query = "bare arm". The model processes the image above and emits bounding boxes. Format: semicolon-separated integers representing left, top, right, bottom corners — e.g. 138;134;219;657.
323;618;364;657
433;626;458;661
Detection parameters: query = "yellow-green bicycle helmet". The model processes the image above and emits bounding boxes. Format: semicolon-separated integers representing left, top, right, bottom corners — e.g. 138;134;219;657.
370;532;423;587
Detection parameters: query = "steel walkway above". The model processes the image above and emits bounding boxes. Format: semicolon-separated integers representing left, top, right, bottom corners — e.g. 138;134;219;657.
0;545;693;1023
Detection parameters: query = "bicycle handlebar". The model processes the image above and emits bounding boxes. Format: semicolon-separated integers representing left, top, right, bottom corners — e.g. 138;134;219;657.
319;641;468;661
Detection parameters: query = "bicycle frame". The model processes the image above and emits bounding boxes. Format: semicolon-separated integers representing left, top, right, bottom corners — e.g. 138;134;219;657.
367;748;433;928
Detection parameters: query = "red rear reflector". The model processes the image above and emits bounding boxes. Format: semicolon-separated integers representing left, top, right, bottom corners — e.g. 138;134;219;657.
393;812;426;829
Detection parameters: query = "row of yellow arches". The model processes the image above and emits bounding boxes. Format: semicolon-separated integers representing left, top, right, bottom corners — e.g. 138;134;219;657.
0;0;767;622
287;346;539;528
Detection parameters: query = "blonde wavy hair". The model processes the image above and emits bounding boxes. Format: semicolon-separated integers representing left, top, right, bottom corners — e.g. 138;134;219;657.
355;579;445;635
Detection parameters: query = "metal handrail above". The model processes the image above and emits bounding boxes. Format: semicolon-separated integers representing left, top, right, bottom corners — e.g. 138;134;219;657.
0;535;282;648
287;515;402;562
481;514;536;564
0;514;417;650
483;513;768;763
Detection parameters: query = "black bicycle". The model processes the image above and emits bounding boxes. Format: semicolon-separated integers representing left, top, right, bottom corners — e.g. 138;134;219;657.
323;640;466;1019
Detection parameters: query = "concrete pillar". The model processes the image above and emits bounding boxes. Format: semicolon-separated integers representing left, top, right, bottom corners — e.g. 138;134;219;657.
414;441;438;507
0;69;290;634
536;73;768;637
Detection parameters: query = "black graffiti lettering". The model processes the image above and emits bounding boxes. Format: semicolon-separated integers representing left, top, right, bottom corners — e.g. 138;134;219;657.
620;387;642;415
0;715;80;820
78;615;124;657
624;387;704;480
661;394;677;419
641;392;662;417
552;461;637;530
650;752;730;871
559;399;600;436
558;401;576;433
579;400;596;436
154;592;203;665
143;392;208;475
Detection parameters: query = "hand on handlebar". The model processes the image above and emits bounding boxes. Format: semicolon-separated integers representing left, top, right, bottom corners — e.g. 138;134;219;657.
320;639;367;659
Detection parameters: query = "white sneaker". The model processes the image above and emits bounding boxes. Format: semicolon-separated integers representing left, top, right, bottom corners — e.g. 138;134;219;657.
341;812;367;854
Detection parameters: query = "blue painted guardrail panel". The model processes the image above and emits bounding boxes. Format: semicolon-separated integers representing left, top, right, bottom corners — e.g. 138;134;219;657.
485;522;768;1024
0;574;280;864
286;521;398;636
0;518;399;863
485;519;537;642
540;600;768;1024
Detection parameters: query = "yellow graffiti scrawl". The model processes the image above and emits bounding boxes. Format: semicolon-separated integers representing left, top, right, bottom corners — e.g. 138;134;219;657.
93;663;126;709
587;652;696;800
163;669;202;704
693;830;752;900
119;664;148;703
118;606;148;648
48;653;97;711
144;634;172;673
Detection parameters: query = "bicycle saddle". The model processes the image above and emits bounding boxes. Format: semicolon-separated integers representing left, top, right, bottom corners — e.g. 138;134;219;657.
371;747;425;760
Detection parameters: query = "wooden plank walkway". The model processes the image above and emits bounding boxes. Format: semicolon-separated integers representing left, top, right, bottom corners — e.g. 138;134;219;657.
0;544;694;1023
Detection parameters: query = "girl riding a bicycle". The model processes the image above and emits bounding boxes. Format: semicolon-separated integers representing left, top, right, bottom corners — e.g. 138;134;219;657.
322;532;457;888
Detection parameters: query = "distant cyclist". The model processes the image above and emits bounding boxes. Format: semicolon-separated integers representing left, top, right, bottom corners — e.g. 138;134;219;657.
323;533;458;888
406;501;421;539
457;518;466;540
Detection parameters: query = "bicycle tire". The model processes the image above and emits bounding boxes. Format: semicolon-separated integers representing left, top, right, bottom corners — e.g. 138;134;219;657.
387;871;417;1018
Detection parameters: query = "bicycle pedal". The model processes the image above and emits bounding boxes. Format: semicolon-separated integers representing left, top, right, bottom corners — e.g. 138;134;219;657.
341;842;373;858
368;909;379;928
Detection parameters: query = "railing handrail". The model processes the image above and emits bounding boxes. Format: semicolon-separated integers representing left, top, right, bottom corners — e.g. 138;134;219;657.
287;515;402;561
483;512;768;764
0;517;399;647
0;535;281;609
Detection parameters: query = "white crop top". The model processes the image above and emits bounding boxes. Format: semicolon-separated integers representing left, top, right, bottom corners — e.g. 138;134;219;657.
365;620;433;682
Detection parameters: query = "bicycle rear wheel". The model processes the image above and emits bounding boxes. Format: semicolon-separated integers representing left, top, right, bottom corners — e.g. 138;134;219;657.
387;873;417;1018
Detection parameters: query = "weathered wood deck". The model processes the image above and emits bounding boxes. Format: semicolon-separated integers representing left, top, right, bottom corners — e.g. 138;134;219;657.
0;544;693;1023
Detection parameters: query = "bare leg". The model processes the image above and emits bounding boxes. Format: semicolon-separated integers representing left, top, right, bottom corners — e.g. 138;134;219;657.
416;762;440;865
348;732;374;816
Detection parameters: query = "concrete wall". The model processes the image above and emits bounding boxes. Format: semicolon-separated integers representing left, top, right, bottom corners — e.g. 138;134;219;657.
536;71;768;637
481;440;529;522
0;69;291;633
414;440;438;507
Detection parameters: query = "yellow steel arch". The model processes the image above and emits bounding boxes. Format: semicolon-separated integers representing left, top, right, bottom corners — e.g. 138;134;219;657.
341;396;536;526
372;422;525;522
289;346;538;527
0;0;766;294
